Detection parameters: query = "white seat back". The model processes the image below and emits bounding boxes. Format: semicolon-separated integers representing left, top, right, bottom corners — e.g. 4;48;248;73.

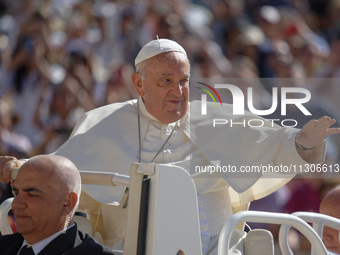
0;197;14;235
124;163;202;255
244;229;274;255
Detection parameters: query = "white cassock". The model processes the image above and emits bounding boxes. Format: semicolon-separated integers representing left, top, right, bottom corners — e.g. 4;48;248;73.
53;98;326;254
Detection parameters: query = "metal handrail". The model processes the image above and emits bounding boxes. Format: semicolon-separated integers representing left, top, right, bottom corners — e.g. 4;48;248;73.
218;211;328;255
279;211;340;255
11;167;130;187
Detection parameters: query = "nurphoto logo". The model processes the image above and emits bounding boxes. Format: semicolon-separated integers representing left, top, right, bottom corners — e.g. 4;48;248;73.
196;82;312;128
197;83;311;116
196;82;222;115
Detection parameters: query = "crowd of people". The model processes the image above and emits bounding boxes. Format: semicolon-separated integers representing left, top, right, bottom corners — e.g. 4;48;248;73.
0;0;338;156
1;0;340;253
0;0;340;157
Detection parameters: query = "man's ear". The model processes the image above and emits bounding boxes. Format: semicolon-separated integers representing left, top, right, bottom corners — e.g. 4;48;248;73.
63;192;78;216
132;72;144;96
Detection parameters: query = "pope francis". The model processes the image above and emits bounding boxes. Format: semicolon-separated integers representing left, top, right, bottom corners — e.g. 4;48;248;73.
1;38;340;255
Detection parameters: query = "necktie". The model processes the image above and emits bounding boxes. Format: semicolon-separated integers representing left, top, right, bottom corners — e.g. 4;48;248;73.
18;245;35;255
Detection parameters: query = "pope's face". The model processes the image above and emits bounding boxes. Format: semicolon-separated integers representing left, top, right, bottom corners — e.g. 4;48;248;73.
133;52;190;124
11;165;68;244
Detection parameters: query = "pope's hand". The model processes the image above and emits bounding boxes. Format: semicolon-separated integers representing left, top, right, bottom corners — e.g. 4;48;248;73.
0;156;21;183
295;116;340;150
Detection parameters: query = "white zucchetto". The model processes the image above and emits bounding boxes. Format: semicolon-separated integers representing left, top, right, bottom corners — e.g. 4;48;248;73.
135;38;187;66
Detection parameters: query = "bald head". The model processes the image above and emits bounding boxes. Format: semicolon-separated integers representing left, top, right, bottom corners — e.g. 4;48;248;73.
20;155;81;200
320;185;340;218
12;155;82;244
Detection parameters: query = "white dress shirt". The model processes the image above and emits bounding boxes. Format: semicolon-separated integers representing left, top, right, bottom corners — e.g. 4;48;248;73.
18;223;75;255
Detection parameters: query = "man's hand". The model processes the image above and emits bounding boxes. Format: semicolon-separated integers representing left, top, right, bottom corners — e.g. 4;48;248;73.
295;116;340;150
0;156;22;183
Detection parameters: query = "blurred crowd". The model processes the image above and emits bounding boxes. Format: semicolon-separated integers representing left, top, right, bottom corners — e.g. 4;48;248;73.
1;0;340;250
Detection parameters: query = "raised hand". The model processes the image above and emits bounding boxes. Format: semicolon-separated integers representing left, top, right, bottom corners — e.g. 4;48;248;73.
0;156;22;183
295;116;340;150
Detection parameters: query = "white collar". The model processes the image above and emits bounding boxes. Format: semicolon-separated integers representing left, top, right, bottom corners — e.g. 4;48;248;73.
138;96;159;122
138;96;186;127
20;223;75;255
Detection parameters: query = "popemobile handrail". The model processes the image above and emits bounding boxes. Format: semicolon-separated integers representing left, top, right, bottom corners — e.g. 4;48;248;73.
11;167;130;187
279;211;340;255
218;211;328;255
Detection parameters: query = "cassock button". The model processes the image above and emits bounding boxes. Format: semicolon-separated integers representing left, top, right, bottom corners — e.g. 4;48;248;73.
163;128;171;135
162;149;171;154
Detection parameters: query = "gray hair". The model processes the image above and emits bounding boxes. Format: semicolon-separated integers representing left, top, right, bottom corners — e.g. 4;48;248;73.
135;60;149;79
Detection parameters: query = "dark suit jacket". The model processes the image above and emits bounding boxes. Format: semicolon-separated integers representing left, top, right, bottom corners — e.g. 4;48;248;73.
0;224;118;255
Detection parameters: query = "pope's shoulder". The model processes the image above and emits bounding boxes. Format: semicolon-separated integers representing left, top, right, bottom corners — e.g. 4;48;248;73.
83;99;138;118
70;99;138;134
